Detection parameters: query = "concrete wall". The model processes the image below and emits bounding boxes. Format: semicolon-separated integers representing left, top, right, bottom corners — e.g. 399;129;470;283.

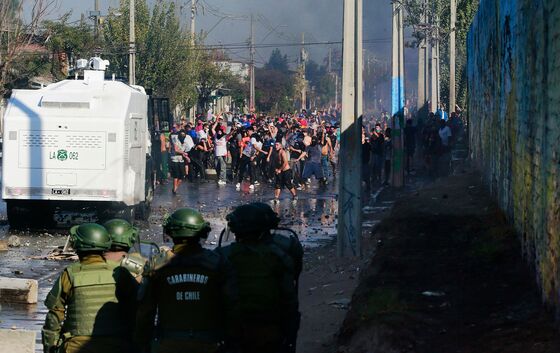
468;0;560;308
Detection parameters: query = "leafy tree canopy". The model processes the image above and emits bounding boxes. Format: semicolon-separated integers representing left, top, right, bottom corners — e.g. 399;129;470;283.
264;48;289;73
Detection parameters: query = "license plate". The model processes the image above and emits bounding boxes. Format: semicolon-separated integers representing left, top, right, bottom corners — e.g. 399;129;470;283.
51;188;71;195
54;212;97;225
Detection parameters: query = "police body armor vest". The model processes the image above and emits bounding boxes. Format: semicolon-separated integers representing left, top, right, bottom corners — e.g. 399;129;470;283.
62;261;128;337
155;249;226;339
269;233;303;278
220;242;293;324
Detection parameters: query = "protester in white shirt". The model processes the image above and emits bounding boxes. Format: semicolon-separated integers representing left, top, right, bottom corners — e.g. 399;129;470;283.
211;118;228;185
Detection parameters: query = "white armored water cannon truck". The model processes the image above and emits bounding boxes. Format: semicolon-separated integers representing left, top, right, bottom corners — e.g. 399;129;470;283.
2;57;160;228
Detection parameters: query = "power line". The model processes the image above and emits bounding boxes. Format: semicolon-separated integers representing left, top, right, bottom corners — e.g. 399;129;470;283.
6;37;409;58
199;0;249;21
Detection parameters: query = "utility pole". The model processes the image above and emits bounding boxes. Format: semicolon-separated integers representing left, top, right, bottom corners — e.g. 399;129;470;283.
436;15;441;111
328;47;336;109
129;0;136;85
249;14;255;112
89;0;101;55
436;15;441;110
337;0;362;258
430;48;437;112
391;0;405;187
328;47;332;73
429;16;437;112
334;74;339;109
188;0;197;121
190;0;196;44
356;0;363;118
417;0;429;121
449;0;457;115
300;32;307;111
93;0;100;40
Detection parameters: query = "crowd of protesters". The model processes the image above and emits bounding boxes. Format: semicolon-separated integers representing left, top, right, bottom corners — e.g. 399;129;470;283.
156;105;464;197
360;107;465;190
156;109;341;200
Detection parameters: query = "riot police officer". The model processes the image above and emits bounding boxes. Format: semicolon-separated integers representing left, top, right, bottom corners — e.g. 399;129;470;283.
250;202;303;281
246;202;303;353
103;219;146;281
42;223;138;353
135;208;240;353
217;203;299;353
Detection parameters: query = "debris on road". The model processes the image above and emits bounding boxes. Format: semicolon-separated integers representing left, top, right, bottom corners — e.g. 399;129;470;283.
30;247;78;261
422;291;446;297
0;277;38;304
0;328;36;353
30;236;78;261
328;298;351;309
7;236;21;248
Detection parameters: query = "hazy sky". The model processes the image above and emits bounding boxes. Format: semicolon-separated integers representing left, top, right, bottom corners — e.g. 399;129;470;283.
41;0;395;67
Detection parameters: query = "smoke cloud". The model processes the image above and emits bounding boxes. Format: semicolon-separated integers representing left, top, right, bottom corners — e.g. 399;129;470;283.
48;0;395;66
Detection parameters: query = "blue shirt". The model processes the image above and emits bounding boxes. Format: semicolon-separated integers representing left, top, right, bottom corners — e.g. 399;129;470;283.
436;109;448;121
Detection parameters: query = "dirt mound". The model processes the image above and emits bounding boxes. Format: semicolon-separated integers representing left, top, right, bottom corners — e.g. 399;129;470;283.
337;173;560;353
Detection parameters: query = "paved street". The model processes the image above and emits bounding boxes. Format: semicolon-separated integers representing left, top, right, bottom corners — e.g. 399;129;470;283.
0;176;354;350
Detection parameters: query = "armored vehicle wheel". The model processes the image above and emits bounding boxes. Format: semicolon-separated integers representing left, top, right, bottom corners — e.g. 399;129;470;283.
7;200;55;229
7;201;31;229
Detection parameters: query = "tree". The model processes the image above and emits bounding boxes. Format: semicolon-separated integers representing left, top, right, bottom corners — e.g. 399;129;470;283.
103;0;199;112
255;66;293;113
399;0;479;111
455;0;480;109
102;1;241;116
196;50;230;112
0;0;57;97
303;58;338;110
264;48;289;73
255;49;294;113
223;74;249;110
305;59;325;85
363;57;390;113
314;74;336;108
43;14;95;79
140;1;193;101
102;0;150;79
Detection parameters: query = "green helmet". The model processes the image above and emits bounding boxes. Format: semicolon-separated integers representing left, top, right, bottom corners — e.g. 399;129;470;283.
226;203;279;236
103;219;139;249
70;223;112;252
163;208;211;239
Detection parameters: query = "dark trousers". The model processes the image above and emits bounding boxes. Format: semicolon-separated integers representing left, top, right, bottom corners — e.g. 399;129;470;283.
289;160;303;186
362;159;371;188
371;154;383;184
230;150;240;176
238;155;255;183
384;159;391;184
256;154;269;181
189;158;206;180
